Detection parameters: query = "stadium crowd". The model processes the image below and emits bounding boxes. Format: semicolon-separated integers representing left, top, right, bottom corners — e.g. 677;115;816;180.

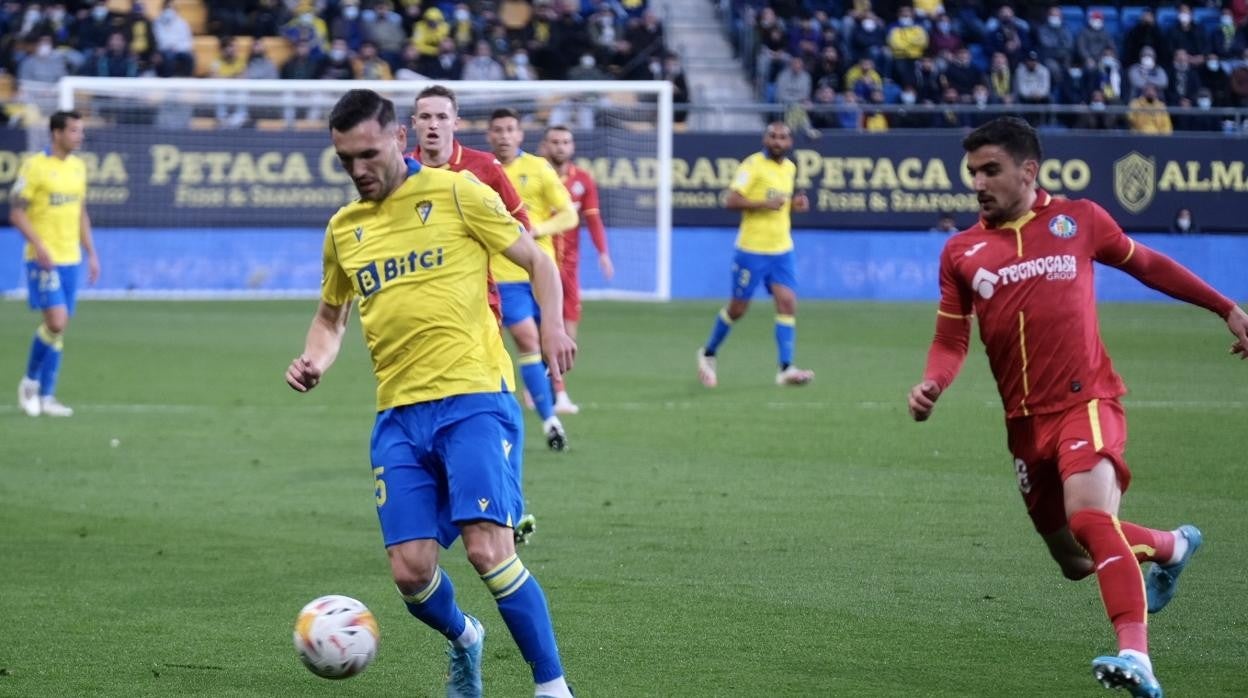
0;0;692;124
733;0;1248;133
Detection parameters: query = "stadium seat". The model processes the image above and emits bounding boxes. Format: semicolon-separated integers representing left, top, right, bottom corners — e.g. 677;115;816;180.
500;0;532;30
0;73;13;101
106;0;131;13
262;37;294;69
1120;6;1146;32
174;0;207;35
1155;7;1177;31
1061;5;1085;29
1195;6;1220;32
192;35;219;77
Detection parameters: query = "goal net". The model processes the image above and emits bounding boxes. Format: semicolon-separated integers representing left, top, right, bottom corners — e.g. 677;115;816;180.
3;77;672;300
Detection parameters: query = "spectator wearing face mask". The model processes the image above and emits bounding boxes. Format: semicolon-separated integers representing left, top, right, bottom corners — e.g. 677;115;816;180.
1167;49;1202;106
887;6;928;84
1076;10;1115;66
1167;4;1208;67
1209;10;1247;59
1170;208;1200;234
76;1;119;54
506;48;537;80
1176;88;1223;131
1123;8;1167;66
331;0;368;52
19;34;68;86
1197;54;1231;105
848;11;887;68
419;37;462;80
1076;89;1121;130
1128;83;1173;134
450;3;475;50
153;1;193;77
364;2;407;68
928;12;963;57
1036;5;1074;76
893;85;931;129
1128;46;1169;100
463;40;505;81
282;3;329;53
1015;51;1051;124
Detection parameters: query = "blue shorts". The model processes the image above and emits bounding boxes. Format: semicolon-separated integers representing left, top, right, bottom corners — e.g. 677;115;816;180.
371;391;525;549
731;250;797;301
26;262;80;315
498;281;540;328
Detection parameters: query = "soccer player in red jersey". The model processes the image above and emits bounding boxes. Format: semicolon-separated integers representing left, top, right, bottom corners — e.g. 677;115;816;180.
541;125;614;414
909;117;1248;698
407;85;532;325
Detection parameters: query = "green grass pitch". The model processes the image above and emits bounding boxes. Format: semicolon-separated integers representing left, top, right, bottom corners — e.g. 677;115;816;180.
0;299;1245;697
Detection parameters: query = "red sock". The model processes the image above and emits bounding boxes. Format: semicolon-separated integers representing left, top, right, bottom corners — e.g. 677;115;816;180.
1118;521;1175;564
1069;509;1148;654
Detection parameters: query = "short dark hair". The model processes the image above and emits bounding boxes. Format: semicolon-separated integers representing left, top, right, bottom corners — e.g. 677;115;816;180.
49;110;81;133
415;84;458;113
328;89;396;133
962;116;1042;163
489;107;521;124
544;124;572;138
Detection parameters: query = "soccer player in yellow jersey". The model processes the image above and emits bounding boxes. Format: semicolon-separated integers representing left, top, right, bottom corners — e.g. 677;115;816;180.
696;122;814;388
11;110;99;418
284;90;576;698
487;108;579;451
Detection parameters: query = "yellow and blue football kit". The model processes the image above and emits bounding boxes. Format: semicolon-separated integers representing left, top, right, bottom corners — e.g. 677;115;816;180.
14;148;87;403
321;160;525;547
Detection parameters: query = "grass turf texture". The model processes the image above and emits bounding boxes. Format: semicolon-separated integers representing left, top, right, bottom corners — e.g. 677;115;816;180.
0;300;1244;697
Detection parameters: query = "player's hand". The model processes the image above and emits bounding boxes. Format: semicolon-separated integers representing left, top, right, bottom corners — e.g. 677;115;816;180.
762;196;786;211
86;252;100;285
908;380;942;422
598;252;614;281
286;355;323;392
792;191;811;213
540;326;577;381
33;244;53;271
1227;305;1248;359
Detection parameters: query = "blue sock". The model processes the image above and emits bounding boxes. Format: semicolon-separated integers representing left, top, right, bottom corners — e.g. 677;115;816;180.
398;567;468;641
775;315;796;369
25;324;55;381
481;555;564;683
704;308;734;355
519;354;555;421
38;334;64;397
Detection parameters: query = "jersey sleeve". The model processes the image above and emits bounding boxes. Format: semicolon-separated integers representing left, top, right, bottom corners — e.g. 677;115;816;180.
580;174;608;253
455;174;525;254
478;158;532;230
320;224;354;306
1087;200;1135;266
541;162;574;215
729;156;757;196
923;243;974;391
10;157;39;202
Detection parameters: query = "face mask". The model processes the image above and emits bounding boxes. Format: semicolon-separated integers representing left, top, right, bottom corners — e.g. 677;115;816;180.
514;53;528;66
300;13;314;25
1177;217;1191;229
330;48;347;61
899;18;913;27
1141;56;1155;70
900;92;916;104
1178;13;1191;25
343;6;359;20
974;92;987;105
937;21;950;32
1090;101;1106;111
92;6;108;20
388;13;402;23
1048;16;1061;27
1102;58;1116;70
861;19;877;32
455;9;470;21
1198;97;1212;108
1208;60;1219;70
1222;15;1233;26
1090;19;1103;30
36;43;52;57
1069;67;1083;79
580;54;594;68
361;9;376;22
50;9;65;22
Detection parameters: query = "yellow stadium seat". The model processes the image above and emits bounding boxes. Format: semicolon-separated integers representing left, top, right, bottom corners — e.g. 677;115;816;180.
0;74;15;101
173;0;207;35
192;34;219;77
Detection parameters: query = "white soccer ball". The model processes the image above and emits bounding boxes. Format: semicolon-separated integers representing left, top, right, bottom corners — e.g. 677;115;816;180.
292;595;379;679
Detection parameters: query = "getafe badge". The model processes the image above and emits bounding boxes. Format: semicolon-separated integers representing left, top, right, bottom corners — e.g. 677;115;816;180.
415;199;433;224
1048;214;1077;239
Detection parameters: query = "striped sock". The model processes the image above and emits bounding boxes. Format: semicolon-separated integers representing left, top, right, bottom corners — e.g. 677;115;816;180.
398;567;468;641
481;554;564;683
37;331;64;398
1070;509;1148;654
25;324;56;382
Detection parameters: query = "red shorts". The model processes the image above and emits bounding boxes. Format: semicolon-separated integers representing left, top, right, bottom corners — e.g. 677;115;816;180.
560;260;581;322
1005;398;1131;536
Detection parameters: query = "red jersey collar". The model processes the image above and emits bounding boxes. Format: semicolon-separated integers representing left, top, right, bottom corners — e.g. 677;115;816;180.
980;188;1053;231
412;140;463;169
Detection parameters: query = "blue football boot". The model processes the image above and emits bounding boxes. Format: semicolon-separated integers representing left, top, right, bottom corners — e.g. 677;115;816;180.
1146;524;1203;614
1092;655;1163;698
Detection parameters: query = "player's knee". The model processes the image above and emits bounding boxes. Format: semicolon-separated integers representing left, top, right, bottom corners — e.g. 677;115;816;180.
44;316;67;334
387;549;438;593
462;525;513;574
726;303;748;321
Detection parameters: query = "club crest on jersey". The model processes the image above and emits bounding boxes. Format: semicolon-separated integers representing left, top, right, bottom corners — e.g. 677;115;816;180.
1048;214;1077;239
353;226;364;242
415;199;433;224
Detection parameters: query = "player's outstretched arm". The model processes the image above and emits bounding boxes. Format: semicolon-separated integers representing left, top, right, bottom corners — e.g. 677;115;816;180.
500;236;576;378
286;301;351;392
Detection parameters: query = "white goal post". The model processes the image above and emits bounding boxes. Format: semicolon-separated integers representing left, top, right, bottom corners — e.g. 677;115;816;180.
40;77;672;301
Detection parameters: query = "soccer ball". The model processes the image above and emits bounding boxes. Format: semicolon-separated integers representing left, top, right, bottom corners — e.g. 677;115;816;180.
292;595;379;679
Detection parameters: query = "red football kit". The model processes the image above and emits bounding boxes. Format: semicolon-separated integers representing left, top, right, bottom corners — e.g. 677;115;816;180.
922;191;1236;533
554;164;608;322
408;141;531;323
